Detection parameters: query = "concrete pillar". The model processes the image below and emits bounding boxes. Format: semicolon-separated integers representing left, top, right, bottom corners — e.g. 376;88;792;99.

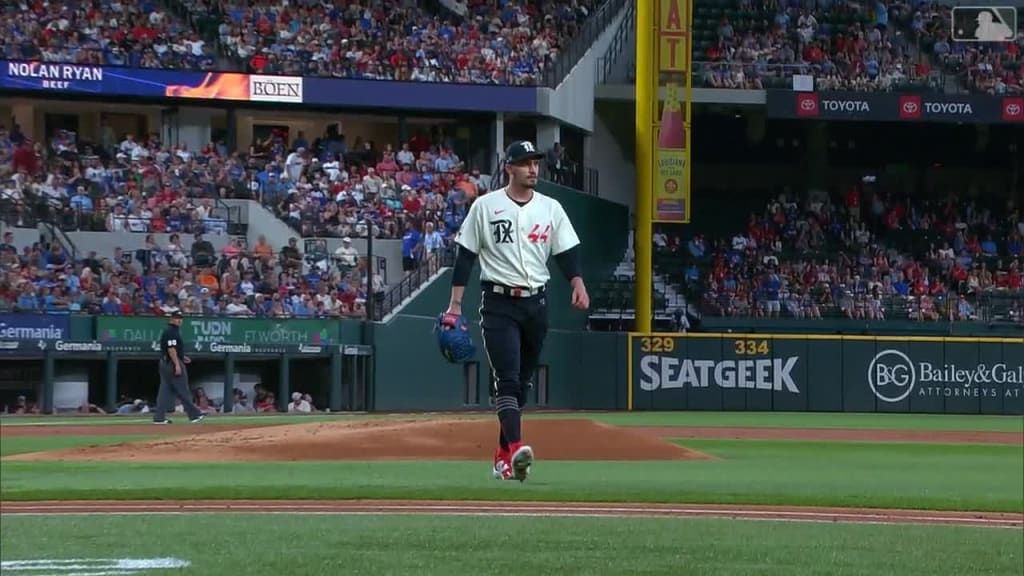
491;112;505;173
10;104;34;141
535;121;560;154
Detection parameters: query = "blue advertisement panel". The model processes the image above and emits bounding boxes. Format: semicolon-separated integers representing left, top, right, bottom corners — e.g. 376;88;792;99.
0;60;537;113
0;313;70;341
301;76;536;113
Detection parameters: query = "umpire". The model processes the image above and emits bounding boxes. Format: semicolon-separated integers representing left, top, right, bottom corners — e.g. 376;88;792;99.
152;311;205;424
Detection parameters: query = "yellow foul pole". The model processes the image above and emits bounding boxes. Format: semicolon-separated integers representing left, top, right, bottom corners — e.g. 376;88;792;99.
634;0;653;335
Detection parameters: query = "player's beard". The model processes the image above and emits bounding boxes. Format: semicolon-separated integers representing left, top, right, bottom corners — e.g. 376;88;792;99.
517;174;538;188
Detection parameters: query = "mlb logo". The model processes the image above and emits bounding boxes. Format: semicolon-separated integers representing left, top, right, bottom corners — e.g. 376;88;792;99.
899;95;922;119
951;7;1017;42
796;93;819;117
1002;98;1024;122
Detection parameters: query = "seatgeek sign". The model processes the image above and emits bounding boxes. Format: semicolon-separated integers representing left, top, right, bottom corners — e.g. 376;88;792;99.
0;60;537;113
628;334;1023;414
767;89;1023;124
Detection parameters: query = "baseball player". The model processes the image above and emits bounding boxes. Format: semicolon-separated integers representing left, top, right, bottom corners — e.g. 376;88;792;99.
152;311;205;425
974;10;1013;42
442;140;590;481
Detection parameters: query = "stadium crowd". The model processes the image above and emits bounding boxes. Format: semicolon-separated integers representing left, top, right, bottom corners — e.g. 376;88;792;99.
0;225;386;319
245;126;485;246
0;0;598;86
695;0;945;92
215;0;597;85
0;0;218;70
4;0;1019;93
914;2;1024;95
0;115;490;318
657;188;1023;323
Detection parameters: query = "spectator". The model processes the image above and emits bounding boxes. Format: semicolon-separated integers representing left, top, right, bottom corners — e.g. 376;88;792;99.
334;237;360;269
287;392;312;413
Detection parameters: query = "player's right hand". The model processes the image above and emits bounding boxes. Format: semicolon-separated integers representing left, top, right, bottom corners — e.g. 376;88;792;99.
174;364;182;376
440;310;461;330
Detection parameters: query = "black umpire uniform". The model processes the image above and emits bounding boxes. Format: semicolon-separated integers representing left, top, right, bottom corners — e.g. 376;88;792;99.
446;140;585;477
153;311;204;424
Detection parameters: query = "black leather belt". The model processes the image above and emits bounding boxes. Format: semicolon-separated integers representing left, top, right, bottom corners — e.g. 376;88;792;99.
482;281;545;298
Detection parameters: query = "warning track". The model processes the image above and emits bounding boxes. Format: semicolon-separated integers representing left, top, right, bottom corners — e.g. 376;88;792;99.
1;501;1020;529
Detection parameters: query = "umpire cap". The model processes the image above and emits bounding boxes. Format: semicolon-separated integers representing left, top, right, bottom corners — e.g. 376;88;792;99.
504;140;545;165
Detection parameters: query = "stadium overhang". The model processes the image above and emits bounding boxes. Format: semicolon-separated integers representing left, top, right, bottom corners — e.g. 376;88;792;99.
595;86;766;105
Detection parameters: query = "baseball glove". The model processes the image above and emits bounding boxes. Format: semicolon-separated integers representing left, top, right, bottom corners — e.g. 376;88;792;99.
435;312;477;363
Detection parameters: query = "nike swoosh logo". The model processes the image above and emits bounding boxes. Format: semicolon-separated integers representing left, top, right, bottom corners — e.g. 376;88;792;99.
494;209;505;215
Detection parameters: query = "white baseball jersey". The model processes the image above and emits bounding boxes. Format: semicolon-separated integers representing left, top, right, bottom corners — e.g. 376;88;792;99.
454;187;580;289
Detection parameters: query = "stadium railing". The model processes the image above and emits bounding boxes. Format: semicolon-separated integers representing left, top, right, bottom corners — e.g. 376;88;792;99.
542;0;629;88
372;247;455;321
622;61;950;93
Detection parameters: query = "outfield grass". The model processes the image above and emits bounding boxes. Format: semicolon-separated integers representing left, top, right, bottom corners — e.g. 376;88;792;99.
3;440;1020;512
2;411;1022;432
0;435;157;457
1;514;1021;576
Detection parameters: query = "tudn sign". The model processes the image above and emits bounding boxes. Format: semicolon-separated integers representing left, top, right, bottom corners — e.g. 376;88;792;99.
249;75;303;103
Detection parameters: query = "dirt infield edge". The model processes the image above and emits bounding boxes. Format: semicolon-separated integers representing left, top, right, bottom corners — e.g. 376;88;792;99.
1;500;1020;529
3;422;1020;445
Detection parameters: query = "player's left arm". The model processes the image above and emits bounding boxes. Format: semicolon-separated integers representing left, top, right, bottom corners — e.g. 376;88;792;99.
550;203;589;310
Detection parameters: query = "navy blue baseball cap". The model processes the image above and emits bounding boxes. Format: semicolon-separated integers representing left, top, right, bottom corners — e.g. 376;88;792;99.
504;141;544;164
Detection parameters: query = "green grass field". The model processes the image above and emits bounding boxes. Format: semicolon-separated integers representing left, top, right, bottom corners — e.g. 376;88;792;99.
1;411;1021;575
1;514;1021;576
2;439;1021;511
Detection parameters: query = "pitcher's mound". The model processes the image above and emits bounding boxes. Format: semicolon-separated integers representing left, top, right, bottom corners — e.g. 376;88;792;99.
5;418;712;463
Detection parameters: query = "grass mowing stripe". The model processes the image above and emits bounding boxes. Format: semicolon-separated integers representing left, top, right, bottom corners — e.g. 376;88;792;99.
0;435;159;457
2;514;1021;576
2;440;1021;512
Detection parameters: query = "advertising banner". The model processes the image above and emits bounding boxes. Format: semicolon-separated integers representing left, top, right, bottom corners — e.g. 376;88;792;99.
302;76;537;113
629;333;1024;415
766;89;1024;124
0;339;336;356
0;61;537;113
95;317;339;349
651;0;693;223
0;313;71;342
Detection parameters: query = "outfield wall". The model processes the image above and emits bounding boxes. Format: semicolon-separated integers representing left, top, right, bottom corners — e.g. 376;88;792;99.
6;322;1022;415
628;333;1024;415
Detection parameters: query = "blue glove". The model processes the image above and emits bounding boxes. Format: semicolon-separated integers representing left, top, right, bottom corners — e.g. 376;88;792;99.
436;312;476;363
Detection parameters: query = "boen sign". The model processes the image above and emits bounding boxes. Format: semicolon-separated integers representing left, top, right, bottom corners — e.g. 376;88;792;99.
629;334;1023;414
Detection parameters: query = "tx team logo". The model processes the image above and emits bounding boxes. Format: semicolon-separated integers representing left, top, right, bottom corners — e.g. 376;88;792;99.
490;219;514;244
796;93;819;117
868;350;916;403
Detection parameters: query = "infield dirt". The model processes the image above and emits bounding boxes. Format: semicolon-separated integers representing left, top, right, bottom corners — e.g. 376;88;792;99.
2;418;713;462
